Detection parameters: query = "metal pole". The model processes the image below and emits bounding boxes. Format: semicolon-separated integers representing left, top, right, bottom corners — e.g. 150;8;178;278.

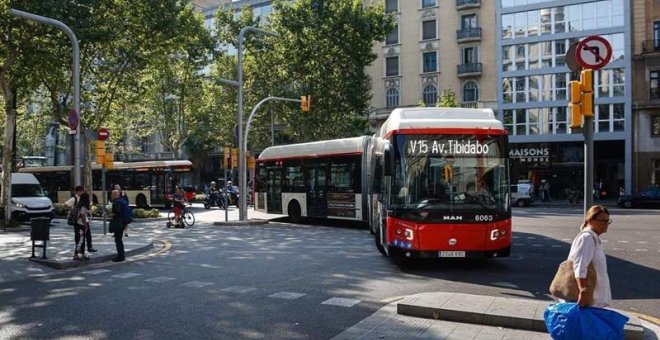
9;9;81;186
584;116;594;213
102;167;107;235
237;27;278;221
271;110;275;146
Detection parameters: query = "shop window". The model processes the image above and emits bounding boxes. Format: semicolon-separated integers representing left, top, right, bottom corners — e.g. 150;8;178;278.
653;116;660;136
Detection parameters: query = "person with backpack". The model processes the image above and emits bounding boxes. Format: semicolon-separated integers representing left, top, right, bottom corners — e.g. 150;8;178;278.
113;184;133;236
65;186;97;254
109;189;126;262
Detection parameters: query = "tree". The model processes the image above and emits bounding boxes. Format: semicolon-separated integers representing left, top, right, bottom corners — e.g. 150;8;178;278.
437;89;458;108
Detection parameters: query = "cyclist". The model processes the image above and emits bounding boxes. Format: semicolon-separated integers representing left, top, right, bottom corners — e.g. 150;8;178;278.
172;186;186;226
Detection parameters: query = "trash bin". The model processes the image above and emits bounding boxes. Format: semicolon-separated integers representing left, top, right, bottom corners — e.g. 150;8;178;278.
30;217;50;241
30;217;50;259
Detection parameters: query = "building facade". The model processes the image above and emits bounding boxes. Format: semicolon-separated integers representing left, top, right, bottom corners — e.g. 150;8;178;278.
365;0;498;127
631;0;660;191
497;0;631;199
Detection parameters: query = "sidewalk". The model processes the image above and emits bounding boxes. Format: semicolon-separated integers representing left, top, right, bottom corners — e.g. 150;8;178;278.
527;198;618;209
334;292;660;340
0;219;155;283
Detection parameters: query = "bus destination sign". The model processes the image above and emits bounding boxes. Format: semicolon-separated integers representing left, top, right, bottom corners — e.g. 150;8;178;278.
407;139;490;156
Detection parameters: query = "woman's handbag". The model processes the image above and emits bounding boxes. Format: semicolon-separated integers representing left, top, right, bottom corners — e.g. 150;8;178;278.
549;232;598;303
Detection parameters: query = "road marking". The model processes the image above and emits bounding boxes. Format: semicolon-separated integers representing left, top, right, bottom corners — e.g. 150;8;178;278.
181;281;214;288
527;236;537;239
561;238;571;242
268;292;306;300
321;297;361;308
532;244;543;247
112;273;143;279
513;243;524;246
83;269;111;275
492;282;519;289
551;245;563;248
613;248;625;251
221;286;257;294
512;236;519;239
145;276;176;283
601;240;609;243
634;249;648;252
638;241;648;244
199;264;222;269
618;240;629;243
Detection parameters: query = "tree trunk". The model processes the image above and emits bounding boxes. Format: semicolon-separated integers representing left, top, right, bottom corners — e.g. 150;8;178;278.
1;86;16;228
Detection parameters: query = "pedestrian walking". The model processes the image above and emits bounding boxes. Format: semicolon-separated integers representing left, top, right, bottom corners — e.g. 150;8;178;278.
113;184;132;237
543;180;551;202
568;205;612;308
109;189;126;262
72;193;92;260
65;186;97;253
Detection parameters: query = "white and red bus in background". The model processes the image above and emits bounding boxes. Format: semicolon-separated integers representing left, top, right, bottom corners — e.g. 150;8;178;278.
369;108;511;260
255;107;511;261
255;136;370;222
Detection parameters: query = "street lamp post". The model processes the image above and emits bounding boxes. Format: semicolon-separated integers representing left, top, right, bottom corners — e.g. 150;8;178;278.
218;26;278;221
9;9;82;187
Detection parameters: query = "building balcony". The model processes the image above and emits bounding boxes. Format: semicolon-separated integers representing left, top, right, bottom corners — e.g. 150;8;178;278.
456;27;481;42
457;63;482;77
460;102;479;108
456;0;480;10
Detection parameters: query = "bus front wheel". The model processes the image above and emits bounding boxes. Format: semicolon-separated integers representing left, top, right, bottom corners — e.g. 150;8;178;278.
288;201;302;223
136;194;148;209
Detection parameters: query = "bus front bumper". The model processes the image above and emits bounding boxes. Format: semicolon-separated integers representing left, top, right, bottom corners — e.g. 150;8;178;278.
388;245;511;259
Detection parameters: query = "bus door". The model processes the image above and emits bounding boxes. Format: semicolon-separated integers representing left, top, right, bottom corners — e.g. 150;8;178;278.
266;165;282;214
306;163;327;217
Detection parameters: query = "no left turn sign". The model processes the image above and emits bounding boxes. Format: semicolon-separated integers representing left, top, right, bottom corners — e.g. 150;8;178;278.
576;36;612;70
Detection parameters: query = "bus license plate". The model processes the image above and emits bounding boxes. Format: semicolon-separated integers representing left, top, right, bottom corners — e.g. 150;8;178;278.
439;251;466;258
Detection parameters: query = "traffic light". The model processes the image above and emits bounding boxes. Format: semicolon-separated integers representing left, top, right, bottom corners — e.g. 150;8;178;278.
231;148;238;168
104;151;113;170
300;95;311;112
95;140;105;164
568;69;595;129
247;155;255;170
223;146;230;168
443;165;453;182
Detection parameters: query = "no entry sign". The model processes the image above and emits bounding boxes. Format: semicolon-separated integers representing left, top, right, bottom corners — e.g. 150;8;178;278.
97;127;109;141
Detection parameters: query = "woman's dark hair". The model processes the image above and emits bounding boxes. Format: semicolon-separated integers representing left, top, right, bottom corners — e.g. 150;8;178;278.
77;192;91;209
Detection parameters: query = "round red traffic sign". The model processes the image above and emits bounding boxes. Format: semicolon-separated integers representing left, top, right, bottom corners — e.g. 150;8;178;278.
576;36;612;70
67;109;79;131
97;128;109;141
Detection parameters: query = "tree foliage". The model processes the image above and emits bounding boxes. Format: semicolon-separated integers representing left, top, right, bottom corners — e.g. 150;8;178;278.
437;89;459;108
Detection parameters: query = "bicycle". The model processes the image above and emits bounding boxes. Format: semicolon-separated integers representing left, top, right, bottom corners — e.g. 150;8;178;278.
167;202;195;228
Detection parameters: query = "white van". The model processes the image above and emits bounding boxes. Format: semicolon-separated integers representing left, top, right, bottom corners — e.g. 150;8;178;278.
511;182;534;207
4;173;54;222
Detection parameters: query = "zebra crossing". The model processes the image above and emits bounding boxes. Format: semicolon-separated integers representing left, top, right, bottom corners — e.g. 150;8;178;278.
78;267;363;308
510;235;657;252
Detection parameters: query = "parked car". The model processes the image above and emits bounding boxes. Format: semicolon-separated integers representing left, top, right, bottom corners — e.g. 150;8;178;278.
617;186;660;208
0;173;54;223
511;182;534;207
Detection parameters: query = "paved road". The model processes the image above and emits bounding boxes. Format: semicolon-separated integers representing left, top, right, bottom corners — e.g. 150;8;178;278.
0;205;657;339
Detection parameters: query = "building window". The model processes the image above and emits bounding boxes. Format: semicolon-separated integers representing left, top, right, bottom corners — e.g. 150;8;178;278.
422;20;436;40
462;46;477;64
654;159;660;185
386;88;399;108
655;21;660;48
613;103;624;131
423;52;437;73
651;71;660;100
515;109;526;135
555;107;567;134
422;85;437;106
386;24;398;45
386;56;399;77
422;0;436;8
386;0;397;13
503;109;513;135
502;78;513;103
463;81;478;103
514;76;526;103
461;14;477;30
652;116;660;136
597;104;610;133
555;73;567;100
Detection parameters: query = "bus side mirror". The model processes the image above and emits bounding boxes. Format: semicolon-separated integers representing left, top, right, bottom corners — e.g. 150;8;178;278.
383;143;393;176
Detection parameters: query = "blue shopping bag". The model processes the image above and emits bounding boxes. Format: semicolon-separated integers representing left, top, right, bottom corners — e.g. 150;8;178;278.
544;302;629;340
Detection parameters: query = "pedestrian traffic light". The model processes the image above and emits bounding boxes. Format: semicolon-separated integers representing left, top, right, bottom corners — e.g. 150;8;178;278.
300;95;311;112
95;140;105;164
231;148;238;168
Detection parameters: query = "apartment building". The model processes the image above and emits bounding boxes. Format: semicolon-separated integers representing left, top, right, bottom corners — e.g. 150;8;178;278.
631;0;660;191
366;0;498;126
498;0;631;199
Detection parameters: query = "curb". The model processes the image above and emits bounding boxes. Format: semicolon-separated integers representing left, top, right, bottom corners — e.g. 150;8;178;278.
29;241;155;270
396;292;645;340
213;219;269;226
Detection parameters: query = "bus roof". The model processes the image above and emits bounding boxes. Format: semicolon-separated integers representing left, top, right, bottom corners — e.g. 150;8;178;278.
18;160;193;173
377;107;504;137
258;136;368;161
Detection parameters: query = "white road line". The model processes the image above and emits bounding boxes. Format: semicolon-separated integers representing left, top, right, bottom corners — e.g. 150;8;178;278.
512;236;519;239
83;269;111;275
145;276;176;283
617;241;629;243
181;281;214;288
268;292;306;300
561;238;571;242
321;297;361;308
551;245;563;248
638;241;648;244
221;286;257;294
635;249;648;252
527;237;537;239
601;240;608;243
532;244;543;247
513;243;524;246
491;282;519;289
613;248;625;251
112;273;143;279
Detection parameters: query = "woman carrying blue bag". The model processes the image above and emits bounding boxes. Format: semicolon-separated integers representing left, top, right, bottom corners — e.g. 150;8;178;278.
545;205;628;339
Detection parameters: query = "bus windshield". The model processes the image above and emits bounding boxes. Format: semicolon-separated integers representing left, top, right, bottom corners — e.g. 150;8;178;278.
391;134;509;221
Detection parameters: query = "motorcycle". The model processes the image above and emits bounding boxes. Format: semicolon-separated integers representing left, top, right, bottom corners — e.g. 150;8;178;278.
203;191;227;209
